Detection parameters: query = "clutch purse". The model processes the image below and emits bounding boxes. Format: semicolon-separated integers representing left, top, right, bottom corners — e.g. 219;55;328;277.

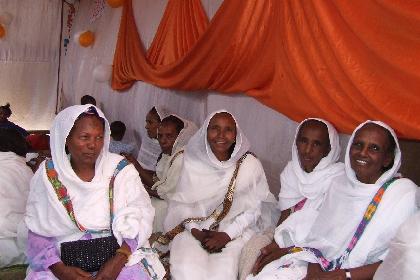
60;235;120;272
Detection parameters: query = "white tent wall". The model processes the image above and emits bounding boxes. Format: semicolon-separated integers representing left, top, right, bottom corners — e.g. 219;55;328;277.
0;0;60;130
60;0;312;194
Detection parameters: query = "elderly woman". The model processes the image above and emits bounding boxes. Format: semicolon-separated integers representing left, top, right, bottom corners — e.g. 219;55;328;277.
161;110;276;280
24;105;159;280
147;115;197;233
240;118;344;279
248;120;418;280
0;129;33;268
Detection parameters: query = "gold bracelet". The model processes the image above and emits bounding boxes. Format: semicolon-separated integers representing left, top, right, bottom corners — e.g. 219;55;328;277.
116;248;132;262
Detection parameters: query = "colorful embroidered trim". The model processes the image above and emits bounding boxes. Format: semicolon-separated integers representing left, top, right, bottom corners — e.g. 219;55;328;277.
290;177;397;271
45;158;129;234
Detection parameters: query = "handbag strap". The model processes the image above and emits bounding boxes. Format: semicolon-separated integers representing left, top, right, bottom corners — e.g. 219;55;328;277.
290;177;397;271
45;158;130;234
157;151;254;245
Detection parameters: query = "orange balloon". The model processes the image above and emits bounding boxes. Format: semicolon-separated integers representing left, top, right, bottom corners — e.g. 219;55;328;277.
0;24;5;39
107;0;124;8
79;30;95;47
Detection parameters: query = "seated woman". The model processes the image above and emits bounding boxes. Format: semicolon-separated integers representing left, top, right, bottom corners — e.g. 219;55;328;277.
147;115;197;233
0;103;29;137
161;110;276;280
25;105;159;280
240;118;344;279
248;121;418;280
0;129;33;268
126;106;170;188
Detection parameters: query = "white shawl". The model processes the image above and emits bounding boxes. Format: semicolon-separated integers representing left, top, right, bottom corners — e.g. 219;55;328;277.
25;105;154;249
163;110;276;234
253;121;418;280
137;106;170;171
152;116;197;199
274;119;344;247
0;152;33;238
298;120;417;268
278;118;344;211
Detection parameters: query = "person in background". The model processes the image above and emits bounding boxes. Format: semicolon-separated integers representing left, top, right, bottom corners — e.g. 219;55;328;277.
24;105;160;280
109;121;136;156
240;118;344;279
147;115;197;233
80;95;96;106
0;128;33;268
0;103;29;137
125;106;170;188
248;121;418;280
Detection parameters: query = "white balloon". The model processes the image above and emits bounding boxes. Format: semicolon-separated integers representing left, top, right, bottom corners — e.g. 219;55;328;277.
93;64;113;82
0;12;13;26
73;31;83;44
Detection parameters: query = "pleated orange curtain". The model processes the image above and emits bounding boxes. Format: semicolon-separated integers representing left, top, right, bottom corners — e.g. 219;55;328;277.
112;0;420;140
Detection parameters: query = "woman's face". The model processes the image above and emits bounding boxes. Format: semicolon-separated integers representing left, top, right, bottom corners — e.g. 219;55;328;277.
350;123;393;184
296;121;331;173
66;115;104;169
145;111;160;139
207;112;237;161
157;123;179;155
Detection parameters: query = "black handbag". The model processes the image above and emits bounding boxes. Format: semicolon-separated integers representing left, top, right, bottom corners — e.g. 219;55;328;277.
45;159;130;272
60;235;120;272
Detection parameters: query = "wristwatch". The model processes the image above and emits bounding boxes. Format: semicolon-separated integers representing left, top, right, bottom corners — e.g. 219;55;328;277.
344;269;351;280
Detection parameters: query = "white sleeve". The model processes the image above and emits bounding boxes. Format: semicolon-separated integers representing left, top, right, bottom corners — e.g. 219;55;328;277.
223;204;261;240
112;164;155;247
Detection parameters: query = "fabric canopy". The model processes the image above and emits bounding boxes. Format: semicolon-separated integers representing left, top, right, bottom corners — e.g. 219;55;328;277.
112;0;420;140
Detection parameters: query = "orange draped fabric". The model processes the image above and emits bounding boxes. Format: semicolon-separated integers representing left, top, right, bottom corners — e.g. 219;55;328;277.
112;0;420;139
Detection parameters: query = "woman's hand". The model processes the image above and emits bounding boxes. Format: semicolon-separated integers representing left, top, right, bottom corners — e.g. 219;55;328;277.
201;230;231;253
191;228;207;243
252;241;288;275
94;253;126;280
95;242;131;280
304;263;346;280
49;262;91;280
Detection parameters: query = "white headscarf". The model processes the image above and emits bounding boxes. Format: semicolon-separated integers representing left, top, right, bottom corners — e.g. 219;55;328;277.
300;120;417;267
278;118;344;211
164;110;275;231
137;106;171;171
25;105;154;247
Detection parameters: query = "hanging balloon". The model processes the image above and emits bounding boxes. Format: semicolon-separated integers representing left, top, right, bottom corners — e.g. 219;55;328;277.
79;30;95;47
107;0;125;8
0;12;13;26
93;64;113;82
0;24;5;39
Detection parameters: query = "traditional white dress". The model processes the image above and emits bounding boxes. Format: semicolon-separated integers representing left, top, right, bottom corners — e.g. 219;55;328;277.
373;207;420;279
25;105;160;279
0;151;33;268
239;118;344;280
248;120;418;280
137;106;170;171
164;110;277;280
150;116;197;232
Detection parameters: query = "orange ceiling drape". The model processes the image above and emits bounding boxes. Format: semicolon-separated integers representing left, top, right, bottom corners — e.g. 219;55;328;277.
112;0;420;140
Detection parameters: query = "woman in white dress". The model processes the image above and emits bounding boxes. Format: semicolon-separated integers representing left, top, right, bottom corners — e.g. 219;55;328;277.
163;110;276;280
